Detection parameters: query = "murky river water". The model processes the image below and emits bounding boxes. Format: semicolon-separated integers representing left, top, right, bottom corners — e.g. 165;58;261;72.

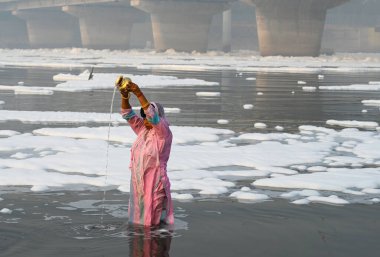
0;66;380;256
1;66;380;132
0;190;379;257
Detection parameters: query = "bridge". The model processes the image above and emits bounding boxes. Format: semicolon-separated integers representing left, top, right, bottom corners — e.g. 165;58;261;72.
0;0;358;56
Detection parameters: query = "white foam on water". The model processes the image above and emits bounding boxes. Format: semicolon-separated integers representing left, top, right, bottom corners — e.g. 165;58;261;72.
280;189;320;199
0;130;20;137
0;85;54;95
212;169;269;178
229;190;270;201
307;166;328;172
14;87;54;95
254;122;267;129
243;104;254;110
171;193;194;200
31;185;50;192
74;237;94;240
320;84;380;91
362;188;380;194
0;73;218;94
0;63;379;206
0;110;125;124
53;70;92;81
275;126;284;131
291;165;307;172
302;86;317;92
10;152;32;159
2;49;380;73
326;120;378;130
0;208;12;214
292;195;349;205
33;125;233;145
235;132;300;142
5;119;369;203
217;119;229;125
55;74;219;91
44;215;70;221
195;92;221;97
362;100;380;107
254;168;380;193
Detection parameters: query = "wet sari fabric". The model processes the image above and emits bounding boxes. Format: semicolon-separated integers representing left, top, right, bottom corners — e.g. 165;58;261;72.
122;104;174;226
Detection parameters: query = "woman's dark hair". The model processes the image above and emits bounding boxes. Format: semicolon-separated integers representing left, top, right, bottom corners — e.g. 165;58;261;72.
140;107;146;118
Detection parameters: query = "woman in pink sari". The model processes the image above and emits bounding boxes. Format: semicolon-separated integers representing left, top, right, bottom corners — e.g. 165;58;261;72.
116;78;174;227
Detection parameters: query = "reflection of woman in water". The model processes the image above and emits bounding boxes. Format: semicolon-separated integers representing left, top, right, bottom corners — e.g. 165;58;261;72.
129;224;172;257
116;77;174;227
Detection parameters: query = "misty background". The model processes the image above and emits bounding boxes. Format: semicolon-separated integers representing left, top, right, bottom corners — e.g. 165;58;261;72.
0;0;380;53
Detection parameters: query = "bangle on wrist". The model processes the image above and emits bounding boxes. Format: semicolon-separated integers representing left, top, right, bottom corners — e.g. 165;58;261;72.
121;92;130;100
141;102;150;109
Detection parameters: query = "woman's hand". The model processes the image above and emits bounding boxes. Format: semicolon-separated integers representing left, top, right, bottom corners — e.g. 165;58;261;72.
119;87;131;100
115;76;148;109
126;82;143;97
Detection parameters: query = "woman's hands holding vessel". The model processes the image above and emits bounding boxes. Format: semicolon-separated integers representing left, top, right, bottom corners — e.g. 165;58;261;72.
116;76;150;109
115;76;143;99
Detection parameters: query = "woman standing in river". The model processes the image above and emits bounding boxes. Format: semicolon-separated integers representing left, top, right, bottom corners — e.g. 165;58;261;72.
116;77;174;227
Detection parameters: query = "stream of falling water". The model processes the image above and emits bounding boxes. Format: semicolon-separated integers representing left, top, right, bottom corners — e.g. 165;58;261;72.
100;86;117;225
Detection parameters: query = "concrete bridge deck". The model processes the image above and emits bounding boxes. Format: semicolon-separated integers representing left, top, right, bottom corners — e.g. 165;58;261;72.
1;0;376;56
0;0;118;11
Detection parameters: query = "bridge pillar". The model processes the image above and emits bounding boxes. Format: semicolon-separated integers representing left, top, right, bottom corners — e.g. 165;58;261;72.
12;9;81;48
63;5;142;50
222;9;232;52
248;0;348;56
131;0;230;52
0;13;29;48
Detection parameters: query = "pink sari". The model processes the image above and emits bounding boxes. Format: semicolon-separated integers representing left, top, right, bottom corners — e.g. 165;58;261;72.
122;103;174;227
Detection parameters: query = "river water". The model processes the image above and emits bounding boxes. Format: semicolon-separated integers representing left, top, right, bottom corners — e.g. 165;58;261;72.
1;66;380;132
0;66;380;256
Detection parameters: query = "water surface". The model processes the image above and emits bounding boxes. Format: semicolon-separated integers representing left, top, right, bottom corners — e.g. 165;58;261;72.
1;67;380;256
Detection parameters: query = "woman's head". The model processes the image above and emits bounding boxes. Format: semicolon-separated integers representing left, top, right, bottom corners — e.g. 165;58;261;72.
140;102;165;130
151;102;165;118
